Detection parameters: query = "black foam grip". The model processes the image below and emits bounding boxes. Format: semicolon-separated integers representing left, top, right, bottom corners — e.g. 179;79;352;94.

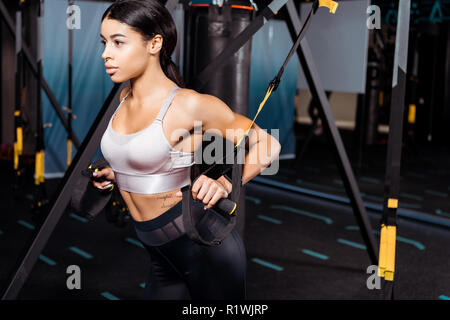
213;197;236;217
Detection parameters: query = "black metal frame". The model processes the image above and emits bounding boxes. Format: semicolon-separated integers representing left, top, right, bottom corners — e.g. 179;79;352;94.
0;0;81;148
1;0;388;299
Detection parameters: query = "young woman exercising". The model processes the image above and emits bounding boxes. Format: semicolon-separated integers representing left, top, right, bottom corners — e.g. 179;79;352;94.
93;0;280;300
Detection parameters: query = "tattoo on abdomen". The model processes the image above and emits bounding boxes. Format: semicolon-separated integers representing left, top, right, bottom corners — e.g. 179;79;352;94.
156;193;179;209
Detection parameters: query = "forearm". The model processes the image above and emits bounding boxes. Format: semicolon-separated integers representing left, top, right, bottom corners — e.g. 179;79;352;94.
216;136;280;191
241;135;280;185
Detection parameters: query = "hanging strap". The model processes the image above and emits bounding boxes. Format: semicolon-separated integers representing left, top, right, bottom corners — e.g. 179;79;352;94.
181;0;338;246
182;146;243;246
241;0;338;146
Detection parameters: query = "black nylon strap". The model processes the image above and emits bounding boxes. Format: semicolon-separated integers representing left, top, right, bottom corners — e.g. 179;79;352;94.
270;0;318;91
182;1;322;245
189;4;276;89
182;136;246;246
181;165;239;246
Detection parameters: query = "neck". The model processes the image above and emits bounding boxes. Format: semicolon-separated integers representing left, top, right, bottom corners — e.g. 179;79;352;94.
129;60;174;103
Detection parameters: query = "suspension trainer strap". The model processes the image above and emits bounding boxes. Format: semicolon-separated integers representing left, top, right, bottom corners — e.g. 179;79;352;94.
182;0;338;245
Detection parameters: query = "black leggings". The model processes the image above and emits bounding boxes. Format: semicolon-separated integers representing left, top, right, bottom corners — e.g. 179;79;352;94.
132;200;247;300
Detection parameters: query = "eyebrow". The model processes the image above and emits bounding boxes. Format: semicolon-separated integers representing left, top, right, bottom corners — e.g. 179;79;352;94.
100;33;127;39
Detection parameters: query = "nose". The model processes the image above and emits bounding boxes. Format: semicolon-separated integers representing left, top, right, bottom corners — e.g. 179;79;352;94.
101;44;112;62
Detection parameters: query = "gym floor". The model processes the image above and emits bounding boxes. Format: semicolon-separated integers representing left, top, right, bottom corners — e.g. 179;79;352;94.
0;127;449;300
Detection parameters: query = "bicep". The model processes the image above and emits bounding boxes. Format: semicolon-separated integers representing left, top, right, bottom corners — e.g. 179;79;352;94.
197;94;257;147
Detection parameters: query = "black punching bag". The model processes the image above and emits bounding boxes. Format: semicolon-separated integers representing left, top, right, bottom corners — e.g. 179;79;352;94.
183;1;255;238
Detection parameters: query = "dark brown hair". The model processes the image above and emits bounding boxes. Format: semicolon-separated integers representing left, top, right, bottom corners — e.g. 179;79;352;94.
102;0;185;87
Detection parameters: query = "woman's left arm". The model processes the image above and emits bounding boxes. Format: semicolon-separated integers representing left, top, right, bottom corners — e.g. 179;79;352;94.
175;91;281;209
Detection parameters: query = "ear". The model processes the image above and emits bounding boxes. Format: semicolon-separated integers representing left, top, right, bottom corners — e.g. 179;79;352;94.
146;34;163;55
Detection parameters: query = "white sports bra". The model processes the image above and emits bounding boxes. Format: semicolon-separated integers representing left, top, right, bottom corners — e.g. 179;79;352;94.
100;85;195;194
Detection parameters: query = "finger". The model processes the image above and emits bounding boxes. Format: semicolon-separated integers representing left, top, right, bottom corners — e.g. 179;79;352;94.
205;191;223;210
93;168;102;177
91;181;101;188
207;187;228;209
101;181;112;187
195;179;211;202
191;189;198;201
94;183;104;190
202;186;217;206
100;168;110;176
191;175;206;200
100;183;113;190
94;180;111;188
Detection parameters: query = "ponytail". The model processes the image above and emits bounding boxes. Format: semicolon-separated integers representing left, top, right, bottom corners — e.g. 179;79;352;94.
161;56;185;88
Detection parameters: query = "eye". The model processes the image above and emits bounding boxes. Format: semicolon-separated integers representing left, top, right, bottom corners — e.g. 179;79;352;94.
100;40;106;46
115;40;123;46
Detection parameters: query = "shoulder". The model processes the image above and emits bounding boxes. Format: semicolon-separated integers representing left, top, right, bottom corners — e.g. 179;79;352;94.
119;86;131;101
174;88;229;114
174;88;199;110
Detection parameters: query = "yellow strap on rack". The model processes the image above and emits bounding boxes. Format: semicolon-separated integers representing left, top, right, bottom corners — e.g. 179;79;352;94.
408;104;416;124
16;127;23;155
67;139;72;167
379;91;384;107
40;151;45;184
378;198;398;281
35;151;45;185
14;127;24;170
14;143;18;170
387;198;398;209
378;224;396;281
35;152;40;185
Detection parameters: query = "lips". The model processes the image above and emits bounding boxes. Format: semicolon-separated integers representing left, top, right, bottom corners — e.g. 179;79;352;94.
106;66;118;75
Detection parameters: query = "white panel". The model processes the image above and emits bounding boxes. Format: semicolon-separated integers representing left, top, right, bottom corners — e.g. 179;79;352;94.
297;0;370;93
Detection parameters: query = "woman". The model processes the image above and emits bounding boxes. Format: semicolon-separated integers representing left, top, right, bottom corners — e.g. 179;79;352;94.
94;0;281;300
